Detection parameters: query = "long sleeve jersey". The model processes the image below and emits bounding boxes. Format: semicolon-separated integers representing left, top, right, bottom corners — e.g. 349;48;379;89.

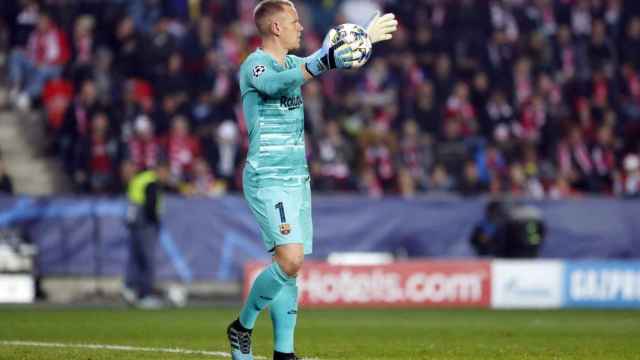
239;49;309;186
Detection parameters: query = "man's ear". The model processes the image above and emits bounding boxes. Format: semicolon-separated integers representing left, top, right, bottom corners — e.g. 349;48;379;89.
271;20;281;36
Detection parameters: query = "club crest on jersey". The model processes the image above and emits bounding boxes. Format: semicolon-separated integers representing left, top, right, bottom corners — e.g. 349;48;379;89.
253;64;266;78
279;223;291;235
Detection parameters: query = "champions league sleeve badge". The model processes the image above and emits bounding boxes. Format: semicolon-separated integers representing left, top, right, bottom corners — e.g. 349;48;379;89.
253;64;266;78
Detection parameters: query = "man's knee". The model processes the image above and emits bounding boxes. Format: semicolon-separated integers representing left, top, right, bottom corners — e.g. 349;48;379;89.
277;256;303;277
274;244;305;277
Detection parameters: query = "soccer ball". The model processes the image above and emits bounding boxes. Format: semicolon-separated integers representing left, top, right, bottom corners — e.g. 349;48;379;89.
324;23;372;69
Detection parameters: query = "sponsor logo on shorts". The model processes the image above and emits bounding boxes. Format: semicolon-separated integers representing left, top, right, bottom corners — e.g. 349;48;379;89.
279;223;291;235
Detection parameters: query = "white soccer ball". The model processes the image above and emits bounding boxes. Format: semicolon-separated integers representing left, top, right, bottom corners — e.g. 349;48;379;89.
324;23;372;69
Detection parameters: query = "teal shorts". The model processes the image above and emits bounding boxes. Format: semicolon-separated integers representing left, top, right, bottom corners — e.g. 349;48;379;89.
243;166;313;255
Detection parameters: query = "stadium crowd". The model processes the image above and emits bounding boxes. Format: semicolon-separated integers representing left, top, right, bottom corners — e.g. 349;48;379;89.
1;0;640;198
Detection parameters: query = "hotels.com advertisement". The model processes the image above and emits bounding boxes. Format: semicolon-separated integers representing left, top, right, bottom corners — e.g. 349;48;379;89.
244;261;492;308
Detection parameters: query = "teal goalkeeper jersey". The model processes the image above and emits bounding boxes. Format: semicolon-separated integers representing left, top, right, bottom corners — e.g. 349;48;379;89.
239;49;308;185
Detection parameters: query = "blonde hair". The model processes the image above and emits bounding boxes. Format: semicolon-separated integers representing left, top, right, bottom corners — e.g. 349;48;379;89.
253;0;295;35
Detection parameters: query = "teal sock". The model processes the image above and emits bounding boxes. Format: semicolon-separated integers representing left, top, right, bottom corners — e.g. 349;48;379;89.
270;278;298;353
239;262;289;329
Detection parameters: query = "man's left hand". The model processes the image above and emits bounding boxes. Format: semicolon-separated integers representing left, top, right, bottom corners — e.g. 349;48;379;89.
366;11;398;44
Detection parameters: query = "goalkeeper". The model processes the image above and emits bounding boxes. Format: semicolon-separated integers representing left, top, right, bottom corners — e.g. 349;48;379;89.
226;1;397;359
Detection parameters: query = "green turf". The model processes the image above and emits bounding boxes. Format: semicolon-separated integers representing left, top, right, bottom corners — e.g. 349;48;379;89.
0;307;639;359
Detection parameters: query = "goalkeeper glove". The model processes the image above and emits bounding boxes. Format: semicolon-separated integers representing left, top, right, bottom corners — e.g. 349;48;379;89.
366;11;398;44
304;40;361;77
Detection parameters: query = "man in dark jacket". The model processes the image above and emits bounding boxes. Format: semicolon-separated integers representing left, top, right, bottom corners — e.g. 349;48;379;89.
470;200;507;256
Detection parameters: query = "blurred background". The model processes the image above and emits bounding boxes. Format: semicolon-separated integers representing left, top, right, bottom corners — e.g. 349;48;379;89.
0;0;639;309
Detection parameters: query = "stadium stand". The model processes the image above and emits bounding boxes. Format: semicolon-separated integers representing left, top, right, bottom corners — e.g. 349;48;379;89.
1;0;639;198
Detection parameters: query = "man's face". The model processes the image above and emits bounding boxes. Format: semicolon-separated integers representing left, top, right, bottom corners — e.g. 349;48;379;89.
156;166;171;184
276;6;303;51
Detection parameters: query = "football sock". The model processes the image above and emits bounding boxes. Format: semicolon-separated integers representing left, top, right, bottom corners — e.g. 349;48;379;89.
270;278;298;353
239;261;290;329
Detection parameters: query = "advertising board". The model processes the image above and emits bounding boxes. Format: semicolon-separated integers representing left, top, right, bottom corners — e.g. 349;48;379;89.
244;261;491;308
564;261;640;308
492;260;564;309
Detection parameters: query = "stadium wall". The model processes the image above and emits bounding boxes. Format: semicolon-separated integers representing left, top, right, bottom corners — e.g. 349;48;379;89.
0;195;639;284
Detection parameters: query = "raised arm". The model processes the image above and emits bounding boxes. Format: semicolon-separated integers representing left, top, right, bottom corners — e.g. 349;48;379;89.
247;61;309;97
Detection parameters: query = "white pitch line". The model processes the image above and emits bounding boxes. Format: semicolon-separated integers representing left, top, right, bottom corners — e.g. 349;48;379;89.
0;340;265;359
1;340;322;360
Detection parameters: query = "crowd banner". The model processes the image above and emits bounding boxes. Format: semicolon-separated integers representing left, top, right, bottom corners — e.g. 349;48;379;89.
563;260;640;308
245;260;492;308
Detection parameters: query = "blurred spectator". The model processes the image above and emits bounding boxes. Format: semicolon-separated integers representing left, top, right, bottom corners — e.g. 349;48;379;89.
458;160;487;197
127;115;162;171
413;81;441;136
621;17;640;68
398;120;430;191
73;112;121;193
113;16;144;78
155;52;188;100
557;126;595;192
165;115;200;180
507;162;545;199
213;120;242;189
182;157;220;197
590;125;617;193
615;154;640;198
548;175;579;199
470;200;506;257
427;163;455;193
58;79;99;172
485;90;516;142
7;1;40;49
502;203;546;258
312;120;356;191
69;15;96;84
8;11;69;109
360;124;398;195
444;81;479;138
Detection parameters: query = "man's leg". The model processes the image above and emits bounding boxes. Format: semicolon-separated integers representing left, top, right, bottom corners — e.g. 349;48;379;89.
7;50;29;90
269;277;298;358
228;244;303;360
124;226;143;298
138;223;158;299
270;180;310;360
25;64;61;99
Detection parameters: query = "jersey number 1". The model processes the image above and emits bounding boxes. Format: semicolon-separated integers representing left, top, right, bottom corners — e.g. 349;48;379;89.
275;202;286;223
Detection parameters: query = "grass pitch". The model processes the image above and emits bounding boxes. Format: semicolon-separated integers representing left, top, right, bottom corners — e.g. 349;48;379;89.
0;306;638;360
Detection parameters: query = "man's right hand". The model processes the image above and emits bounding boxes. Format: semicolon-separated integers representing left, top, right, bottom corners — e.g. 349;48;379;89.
304;40;360;77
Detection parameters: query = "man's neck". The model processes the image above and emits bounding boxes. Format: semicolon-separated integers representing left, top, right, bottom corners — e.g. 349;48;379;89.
262;37;288;65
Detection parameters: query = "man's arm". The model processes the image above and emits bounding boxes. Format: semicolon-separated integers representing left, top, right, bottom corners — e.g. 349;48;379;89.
248;64;309;97
247;40;355;97
144;182;159;225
